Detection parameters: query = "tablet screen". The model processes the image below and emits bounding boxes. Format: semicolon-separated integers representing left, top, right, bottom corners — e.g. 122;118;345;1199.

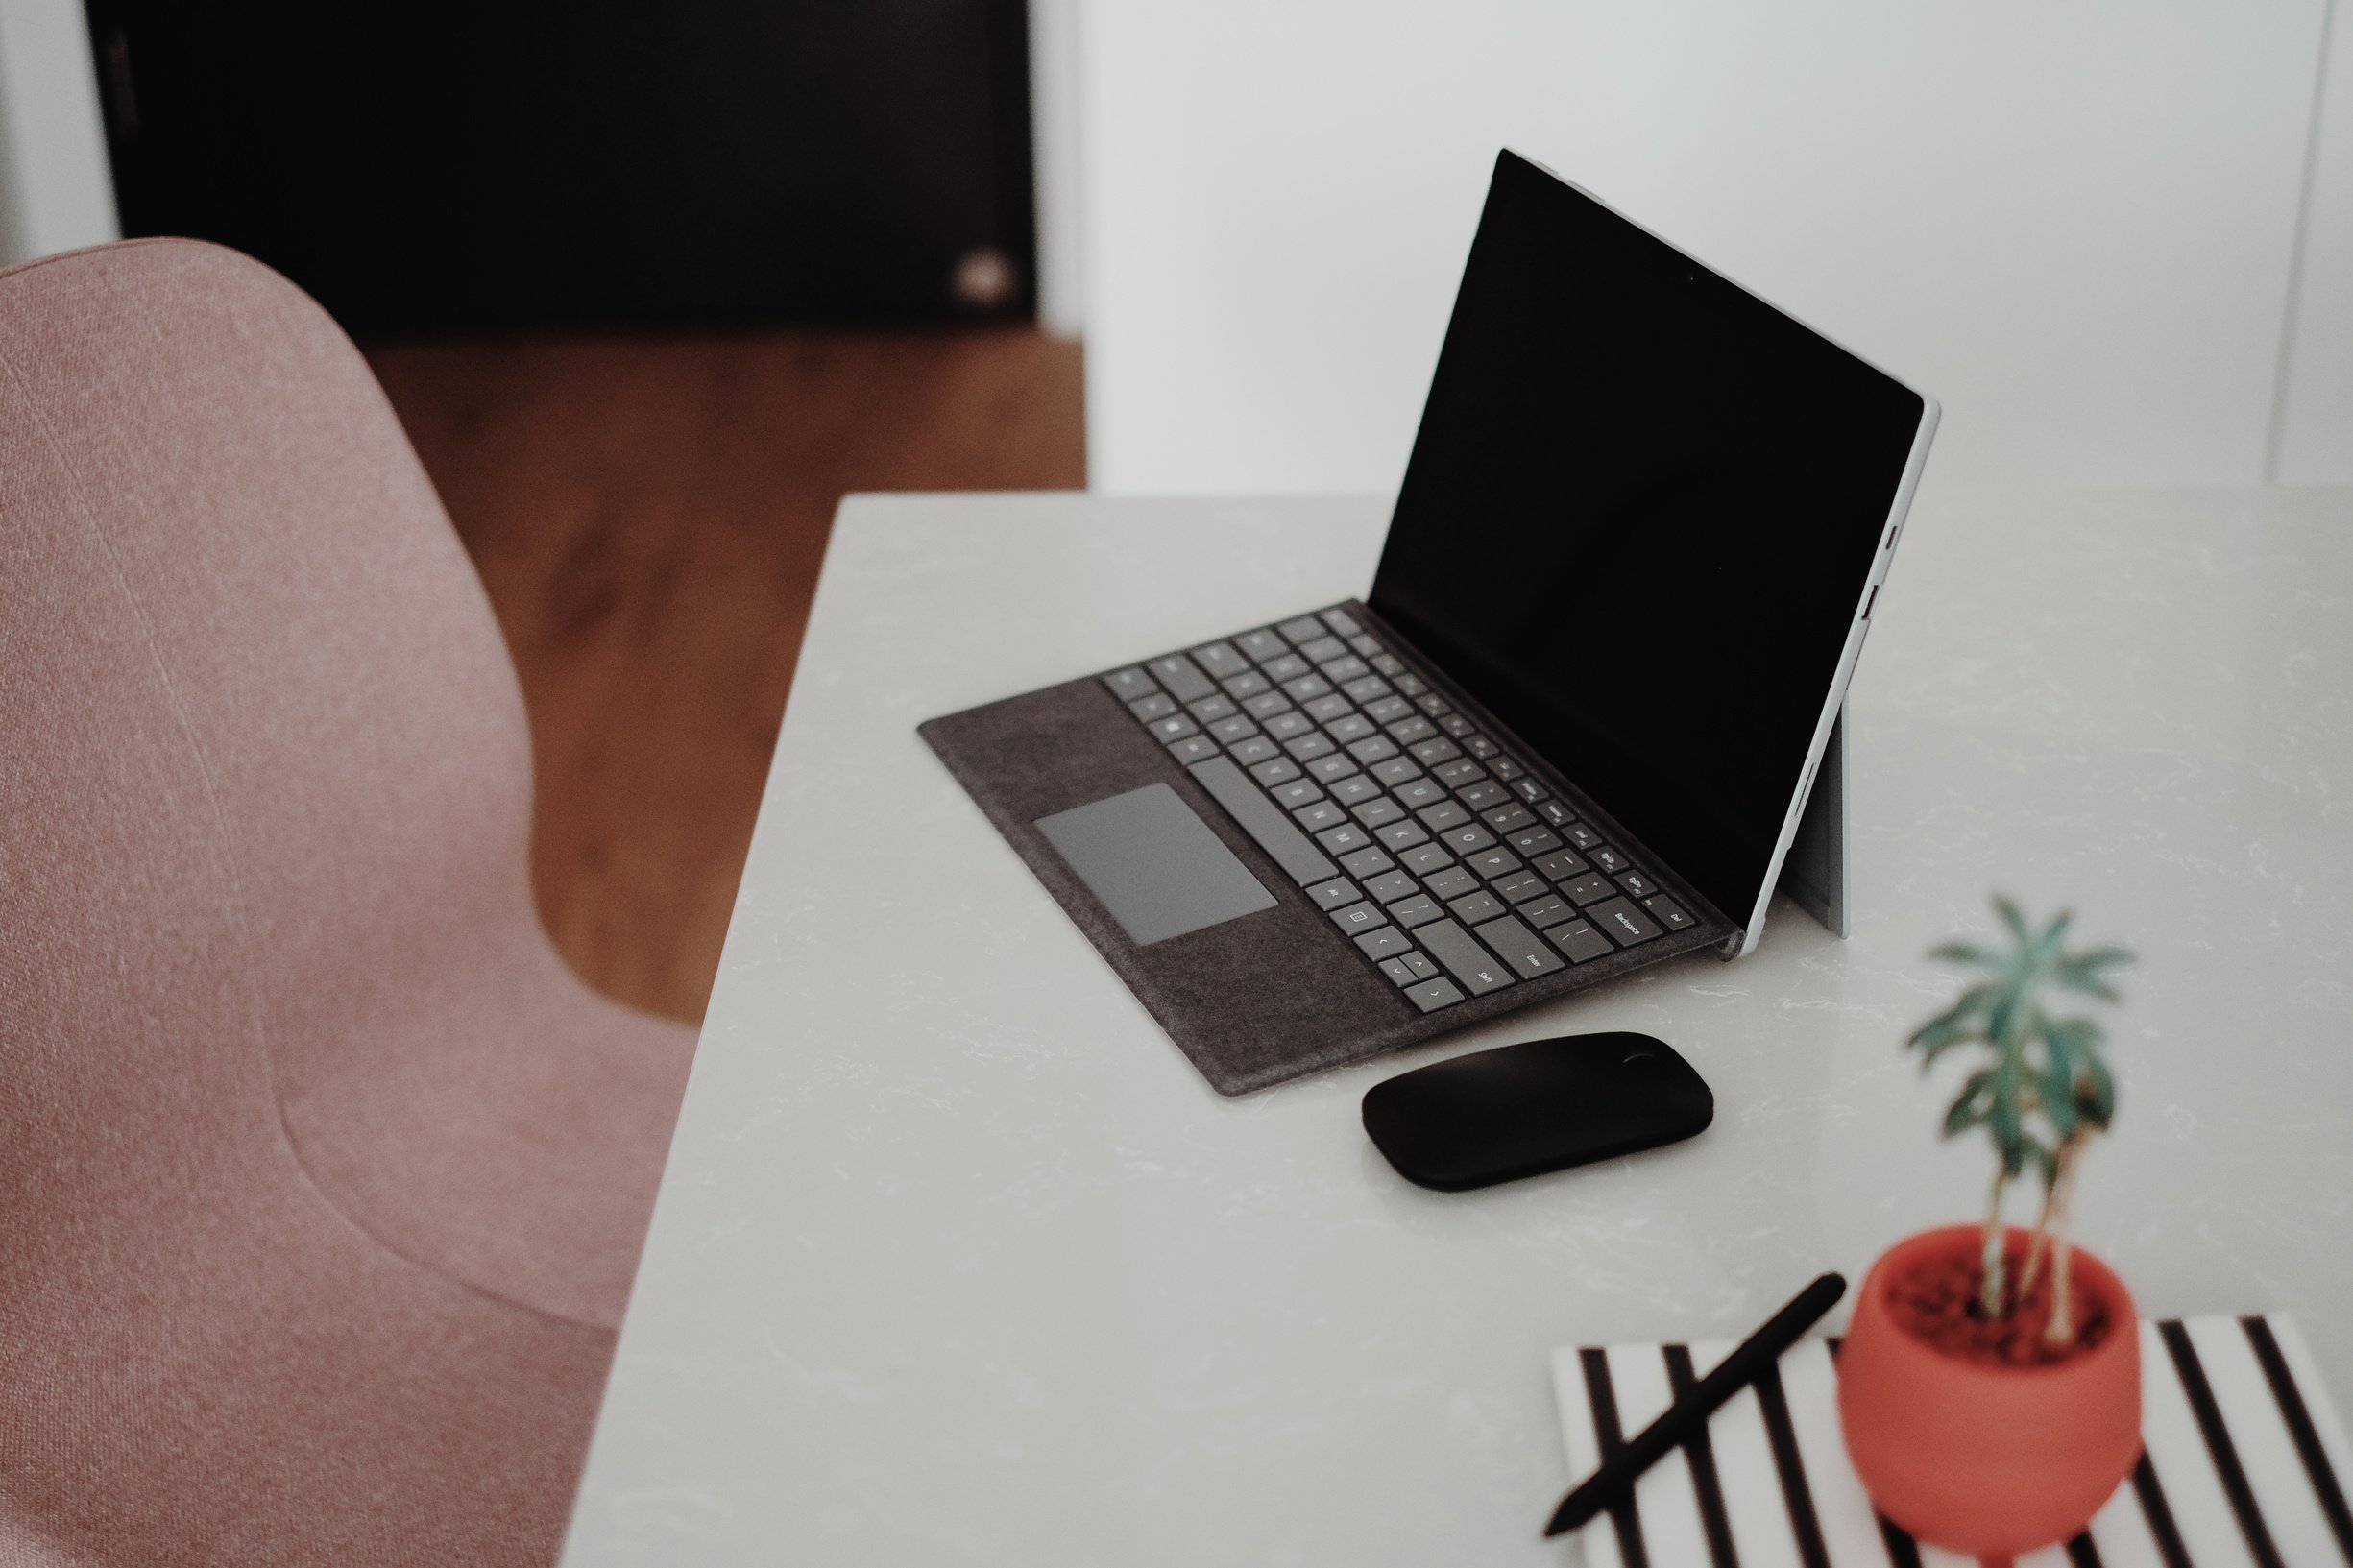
1371;150;1928;935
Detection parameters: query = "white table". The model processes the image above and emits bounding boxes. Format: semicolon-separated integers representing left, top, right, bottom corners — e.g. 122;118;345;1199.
560;487;2353;1566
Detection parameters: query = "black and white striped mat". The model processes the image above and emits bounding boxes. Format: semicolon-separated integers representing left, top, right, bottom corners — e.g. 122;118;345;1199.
1552;1315;2353;1567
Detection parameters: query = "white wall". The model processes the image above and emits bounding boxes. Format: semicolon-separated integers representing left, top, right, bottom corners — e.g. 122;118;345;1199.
2276;0;2352;482
1079;1;2337;494
1030;0;1085;339
0;0;118;268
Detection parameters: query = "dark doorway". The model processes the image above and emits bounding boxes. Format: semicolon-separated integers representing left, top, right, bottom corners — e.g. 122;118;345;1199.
85;1;1035;332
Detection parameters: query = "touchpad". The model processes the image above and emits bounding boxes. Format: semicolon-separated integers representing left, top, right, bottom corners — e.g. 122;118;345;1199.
1035;783;1276;945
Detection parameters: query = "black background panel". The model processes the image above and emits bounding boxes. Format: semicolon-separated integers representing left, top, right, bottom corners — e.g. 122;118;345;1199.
85;0;1035;331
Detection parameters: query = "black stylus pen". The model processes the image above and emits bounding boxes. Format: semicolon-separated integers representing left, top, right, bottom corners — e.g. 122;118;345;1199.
1544;1271;1849;1537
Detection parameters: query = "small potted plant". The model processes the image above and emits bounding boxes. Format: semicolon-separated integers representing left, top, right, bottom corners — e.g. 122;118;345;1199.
1837;898;2140;1559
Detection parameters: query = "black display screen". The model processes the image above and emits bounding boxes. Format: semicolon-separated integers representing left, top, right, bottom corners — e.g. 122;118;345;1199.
1371;151;1928;933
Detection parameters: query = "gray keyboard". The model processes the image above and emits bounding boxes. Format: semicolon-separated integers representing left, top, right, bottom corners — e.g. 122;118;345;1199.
1102;605;1696;1014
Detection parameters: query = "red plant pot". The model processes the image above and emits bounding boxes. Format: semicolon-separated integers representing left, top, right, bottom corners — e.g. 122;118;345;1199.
1837;1225;2141;1558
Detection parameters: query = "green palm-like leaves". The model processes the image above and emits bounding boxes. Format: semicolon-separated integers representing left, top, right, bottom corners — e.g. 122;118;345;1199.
1908;899;2131;1192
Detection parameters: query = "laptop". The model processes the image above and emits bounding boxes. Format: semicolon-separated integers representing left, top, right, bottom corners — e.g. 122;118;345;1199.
921;149;1938;1096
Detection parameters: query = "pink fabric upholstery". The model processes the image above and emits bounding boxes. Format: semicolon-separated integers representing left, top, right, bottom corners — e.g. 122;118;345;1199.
0;240;697;1565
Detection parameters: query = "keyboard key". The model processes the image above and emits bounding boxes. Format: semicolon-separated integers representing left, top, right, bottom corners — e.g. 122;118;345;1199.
1282;674;1334;702
1325;713;1375;744
1458;781;1509;810
1320;656;1371;684
1228;736;1279;766
1565;823;1604;851
1128;693;1177;722
1193;641;1249;679
1417;800;1471;832
1328;776;1383;806
1365;695;1413;723
1388;893;1443;929
1432;759;1485;787
1386;716;1437;745
1404;977;1467;1012
1374;821;1430;852
1379;952;1442;987
1339;846;1395;879
1465;847;1522;880
1394;673;1427;696
1536;800;1574;829
1409;737;1462;765
1242;690;1291;719
1305;693;1353;722
1187;695;1238;723
1352;798;1406;829
1463;736;1498;759
1285;733;1337;761
1472;914;1567;979
1104;666;1157;701
1418;919;1516;996
1237;628;1289;662
1506;825;1563;856
1564;873;1615;905
1437;823;1496;855
1354;927;1414;961
1423;866;1478;901
1396;843;1454;878
1293;801;1347;833
1492;871;1547;905
1370;654;1406;676
1329;902;1389;937
1306;876;1361;910
1322;606;1364;637
1342;675;1392;703
1547;920;1615;963
1149;654;1215;703
1534;849;1589;882
1511;777;1547;803
1369;757;1422;787
1314;824;1372;856
1249;758;1302;788
1263;653;1311;682
1265;712;1314;741
1437;712;1474;737
1446;890;1506;927
1589;844;1629;875
1146;714;1200;743
1207;715;1258;745
1365;869;1417;903
1271;779;1323;808
1489;757;1526;781
1646;896;1695;930
1394;778;1446;809
1276;615;1325;644
1616;870;1659;901
1589;897;1662;947
1307;755;1360;784
1224;670;1273;699
1518;893;1575;929
1167;735;1220;764
1297;635;1348;663
1348;634;1384;659
1188;756;1338;885
1348;736;1400;765
1481;804;1536;834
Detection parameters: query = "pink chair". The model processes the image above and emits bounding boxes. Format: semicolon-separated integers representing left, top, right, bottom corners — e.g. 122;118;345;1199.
0;239;696;1565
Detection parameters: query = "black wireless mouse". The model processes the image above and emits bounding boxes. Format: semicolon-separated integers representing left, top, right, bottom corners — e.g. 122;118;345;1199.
1361;1031;1712;1191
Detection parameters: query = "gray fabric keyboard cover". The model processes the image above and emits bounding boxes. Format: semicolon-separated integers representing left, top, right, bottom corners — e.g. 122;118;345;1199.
917;601;1731;1096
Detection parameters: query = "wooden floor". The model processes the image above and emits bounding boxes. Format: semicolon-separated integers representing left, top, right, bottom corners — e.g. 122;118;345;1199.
367;327;1085;1024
